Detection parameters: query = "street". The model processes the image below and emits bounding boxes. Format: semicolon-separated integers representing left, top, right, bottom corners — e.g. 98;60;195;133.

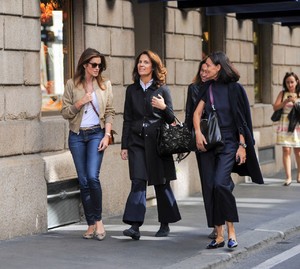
0;177;299;269
230;234;300;269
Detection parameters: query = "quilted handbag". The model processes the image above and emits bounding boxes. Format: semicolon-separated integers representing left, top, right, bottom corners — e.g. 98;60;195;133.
157;116;192;156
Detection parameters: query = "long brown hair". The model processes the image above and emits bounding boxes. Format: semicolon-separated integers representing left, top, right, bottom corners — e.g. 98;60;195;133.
192;57;208;85
74;48;107;90
132;50;167;87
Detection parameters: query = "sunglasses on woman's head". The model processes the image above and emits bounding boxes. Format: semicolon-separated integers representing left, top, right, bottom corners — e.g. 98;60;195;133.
88;62;102;69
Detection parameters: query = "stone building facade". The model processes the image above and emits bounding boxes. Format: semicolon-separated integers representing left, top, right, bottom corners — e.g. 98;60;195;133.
0;0;300;240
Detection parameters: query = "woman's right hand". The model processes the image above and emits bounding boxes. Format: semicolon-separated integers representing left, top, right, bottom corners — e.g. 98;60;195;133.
120;149;128;160
75;92;93;110
195;131;207;152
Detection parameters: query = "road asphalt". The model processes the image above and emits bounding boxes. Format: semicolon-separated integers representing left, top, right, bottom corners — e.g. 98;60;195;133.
0;171;300;269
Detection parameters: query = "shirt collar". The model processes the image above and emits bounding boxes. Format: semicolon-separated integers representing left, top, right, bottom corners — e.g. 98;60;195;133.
139;79;153;91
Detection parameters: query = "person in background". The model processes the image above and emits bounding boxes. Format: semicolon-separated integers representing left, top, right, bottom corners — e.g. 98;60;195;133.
273;72;300;186
193;51;263;249
120;50;181;240
184;59;217;240
61;48;115;240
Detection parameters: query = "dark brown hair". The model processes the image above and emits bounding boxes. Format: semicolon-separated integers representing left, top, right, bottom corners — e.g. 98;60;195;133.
192;57;208;85
74;48;107;90
207;51;240;83
132;50;167;87
282;72;300;97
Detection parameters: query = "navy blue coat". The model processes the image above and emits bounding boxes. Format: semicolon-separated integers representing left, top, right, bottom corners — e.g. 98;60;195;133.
228;82;264;184
186;81;264;185
121;82;176;185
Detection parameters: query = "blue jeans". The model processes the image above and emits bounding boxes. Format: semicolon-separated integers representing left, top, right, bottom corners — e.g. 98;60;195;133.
68;127;104;226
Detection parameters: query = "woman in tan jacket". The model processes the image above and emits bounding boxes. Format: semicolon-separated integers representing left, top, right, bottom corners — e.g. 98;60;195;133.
61;48;115;241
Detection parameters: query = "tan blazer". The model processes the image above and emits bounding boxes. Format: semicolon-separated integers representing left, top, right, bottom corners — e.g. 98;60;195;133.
61;78;115;133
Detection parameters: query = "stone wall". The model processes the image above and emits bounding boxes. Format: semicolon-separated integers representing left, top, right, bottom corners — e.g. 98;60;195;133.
1;0;300;240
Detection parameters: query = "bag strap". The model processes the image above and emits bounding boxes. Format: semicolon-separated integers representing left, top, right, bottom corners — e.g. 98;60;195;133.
90;101;99;117
209;84;215;111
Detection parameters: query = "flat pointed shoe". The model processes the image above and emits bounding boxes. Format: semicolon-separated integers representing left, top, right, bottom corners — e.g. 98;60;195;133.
95;231;106;241
283;181;292;186
206;240;225;249
228;238;238;248
82;232;94;239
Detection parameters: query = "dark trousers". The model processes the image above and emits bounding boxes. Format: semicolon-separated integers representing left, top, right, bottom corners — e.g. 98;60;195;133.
199;130;239;227
123;178;181;226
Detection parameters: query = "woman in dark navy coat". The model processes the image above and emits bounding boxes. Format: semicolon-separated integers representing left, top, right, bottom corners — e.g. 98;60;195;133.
193;51;263;249
120;50;181;240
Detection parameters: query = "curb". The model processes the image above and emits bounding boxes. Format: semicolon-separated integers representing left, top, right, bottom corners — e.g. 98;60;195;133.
162;211;300;269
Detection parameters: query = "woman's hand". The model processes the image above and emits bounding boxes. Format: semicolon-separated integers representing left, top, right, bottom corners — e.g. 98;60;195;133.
120;149;128;160
75;92;93;110
195;131;207;152
236;147;246;165
151;94;167;110
98;136;109;151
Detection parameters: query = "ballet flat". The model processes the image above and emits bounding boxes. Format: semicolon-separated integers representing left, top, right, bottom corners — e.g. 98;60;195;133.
228;238;238;248
206;240;225;249
283;181;292;186
82;232;94;239
95;231;106;241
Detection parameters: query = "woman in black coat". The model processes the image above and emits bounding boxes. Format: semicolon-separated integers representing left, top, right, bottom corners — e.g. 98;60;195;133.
185;59;217;240
120;50;181;240
193;51;263;249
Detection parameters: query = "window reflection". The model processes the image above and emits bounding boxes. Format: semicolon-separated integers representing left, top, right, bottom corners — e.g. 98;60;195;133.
40;0;71;114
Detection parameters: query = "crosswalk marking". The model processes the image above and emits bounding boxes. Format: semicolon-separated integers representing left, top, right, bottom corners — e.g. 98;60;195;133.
251;244;300;269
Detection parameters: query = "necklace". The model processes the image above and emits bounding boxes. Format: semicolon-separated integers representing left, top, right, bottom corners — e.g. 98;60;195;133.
84;103;89;114
84;81;94;114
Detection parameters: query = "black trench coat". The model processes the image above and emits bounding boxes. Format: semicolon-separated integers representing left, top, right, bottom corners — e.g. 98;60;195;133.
121;82;176;186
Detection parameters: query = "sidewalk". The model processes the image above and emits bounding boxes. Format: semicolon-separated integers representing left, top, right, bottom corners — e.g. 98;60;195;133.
0;174;300;269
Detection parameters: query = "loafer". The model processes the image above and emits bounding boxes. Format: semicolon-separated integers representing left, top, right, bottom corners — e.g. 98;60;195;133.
227;238;238;248
206;240;225;249
123;227;140;240
155;226;170;237
95;231;106;241
208;230;217;239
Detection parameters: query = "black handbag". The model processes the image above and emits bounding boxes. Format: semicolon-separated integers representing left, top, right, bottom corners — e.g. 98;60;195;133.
191;85;224;152
157;115;192;156
271;91;284;122
271;109;283;122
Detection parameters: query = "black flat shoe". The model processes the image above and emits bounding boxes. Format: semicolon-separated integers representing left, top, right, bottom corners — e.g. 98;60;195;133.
123;227;140;240
155;226;170;237
206;240;225;249
227;238;238;248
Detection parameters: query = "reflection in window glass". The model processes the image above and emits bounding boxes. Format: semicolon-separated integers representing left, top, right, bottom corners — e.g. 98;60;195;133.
40;0;71;114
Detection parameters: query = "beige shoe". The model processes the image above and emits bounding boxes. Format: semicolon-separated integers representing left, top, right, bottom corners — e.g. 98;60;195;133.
95;231;106;241
82;232;94;239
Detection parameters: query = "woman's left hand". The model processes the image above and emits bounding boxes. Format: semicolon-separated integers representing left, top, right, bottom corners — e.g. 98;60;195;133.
98;136;109;151
236;147;246;165
151;94;167;110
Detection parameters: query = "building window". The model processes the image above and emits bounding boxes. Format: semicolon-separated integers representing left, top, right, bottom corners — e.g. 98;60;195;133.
40;0;72;115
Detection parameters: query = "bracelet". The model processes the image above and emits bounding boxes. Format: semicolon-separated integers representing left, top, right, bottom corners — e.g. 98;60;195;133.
105;132;112;137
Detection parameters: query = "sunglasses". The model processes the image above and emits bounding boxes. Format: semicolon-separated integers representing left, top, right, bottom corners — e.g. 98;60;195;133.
88;62;102;69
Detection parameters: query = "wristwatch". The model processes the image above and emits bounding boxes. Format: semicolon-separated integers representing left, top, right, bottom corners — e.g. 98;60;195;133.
239;142;247;148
